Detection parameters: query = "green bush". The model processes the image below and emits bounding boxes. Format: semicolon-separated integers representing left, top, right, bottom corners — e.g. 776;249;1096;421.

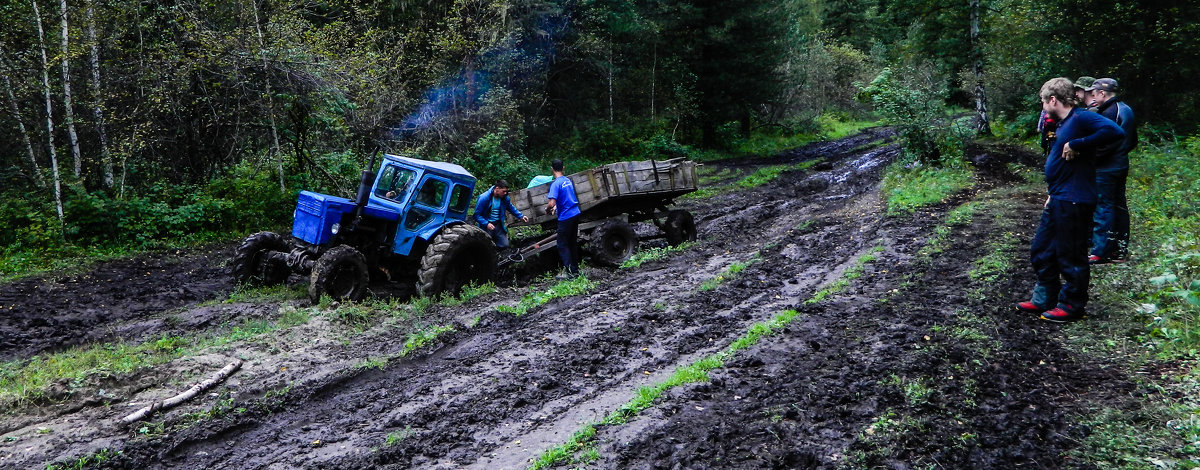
858;66;967;165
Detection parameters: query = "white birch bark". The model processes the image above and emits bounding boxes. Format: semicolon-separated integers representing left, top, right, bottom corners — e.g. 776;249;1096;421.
970;0;991;136
1;64;45;187
33;0;64;223
59;0;83;178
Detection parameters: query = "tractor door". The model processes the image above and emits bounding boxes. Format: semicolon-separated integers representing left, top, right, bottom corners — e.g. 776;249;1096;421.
393;175;452;256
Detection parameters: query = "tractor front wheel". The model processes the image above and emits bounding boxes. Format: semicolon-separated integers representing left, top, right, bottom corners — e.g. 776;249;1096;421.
309;245;369;303
232;231;290;285
418;224;497;297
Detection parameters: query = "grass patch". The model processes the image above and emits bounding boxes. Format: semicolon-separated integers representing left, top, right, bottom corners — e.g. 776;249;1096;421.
44;448;123;470
400;324;456;356
699;255;759;291
384;425;416;446
497;275;596;316
682;159;825;201
620;242;696;269
880;161;975;215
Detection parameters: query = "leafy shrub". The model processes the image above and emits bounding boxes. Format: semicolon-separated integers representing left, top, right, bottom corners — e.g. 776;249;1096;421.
859;66;967;165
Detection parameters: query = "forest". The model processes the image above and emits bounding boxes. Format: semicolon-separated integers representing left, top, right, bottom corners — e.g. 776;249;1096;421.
1;0;1197;272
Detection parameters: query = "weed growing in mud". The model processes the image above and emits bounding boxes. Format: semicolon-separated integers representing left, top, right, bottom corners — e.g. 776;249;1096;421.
44;448;123;470
384;425;415;446
400;325;456;356
621;242;696;269
219;283;305;304
699;255;760;291
437;283;498;307
805;248;882;305
880;160;975;215
354;357;388;370
497;275;596;316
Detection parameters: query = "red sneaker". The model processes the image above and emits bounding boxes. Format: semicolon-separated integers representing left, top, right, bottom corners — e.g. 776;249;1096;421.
1040;307;1086;323
1016;301;1048;313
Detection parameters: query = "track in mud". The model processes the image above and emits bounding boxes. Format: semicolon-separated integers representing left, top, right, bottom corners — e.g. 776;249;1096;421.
0;130;1140;469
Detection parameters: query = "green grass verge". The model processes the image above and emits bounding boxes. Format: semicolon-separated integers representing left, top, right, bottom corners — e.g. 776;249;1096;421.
620;242;696;269
683;159;824;201
497;276;596;316
699;255;760;291
880;161;975;215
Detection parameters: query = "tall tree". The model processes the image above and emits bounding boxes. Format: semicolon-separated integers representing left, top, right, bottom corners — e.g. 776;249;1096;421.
969;0;990;135
58;0;82;179
1;58;44;187
249;0;286;193
32;0;64;224
84;0;113;189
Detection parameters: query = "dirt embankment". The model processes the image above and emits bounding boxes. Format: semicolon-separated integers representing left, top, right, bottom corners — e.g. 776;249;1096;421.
0;129;1142;469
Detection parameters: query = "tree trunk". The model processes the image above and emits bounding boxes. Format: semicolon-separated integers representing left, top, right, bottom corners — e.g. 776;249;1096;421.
1;63;45;188
250;0;286;193
33;0;64;224
85;0;113;189
650;43;656;121
59;0;83;179
607;40;614;124
970;0;991;136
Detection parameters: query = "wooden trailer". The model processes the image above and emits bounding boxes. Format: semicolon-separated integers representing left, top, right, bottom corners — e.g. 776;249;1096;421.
500;158;699;267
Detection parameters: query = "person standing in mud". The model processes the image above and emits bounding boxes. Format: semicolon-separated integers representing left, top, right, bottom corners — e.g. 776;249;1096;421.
1017;77;1124;323
474;180;529;251
546;159;581;278
1084;78;1137;265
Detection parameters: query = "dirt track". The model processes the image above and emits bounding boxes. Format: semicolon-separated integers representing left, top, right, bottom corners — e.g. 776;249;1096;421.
0;129;1139;469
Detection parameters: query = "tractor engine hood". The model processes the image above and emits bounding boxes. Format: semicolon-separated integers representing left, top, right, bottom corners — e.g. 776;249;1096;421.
292;190;400;246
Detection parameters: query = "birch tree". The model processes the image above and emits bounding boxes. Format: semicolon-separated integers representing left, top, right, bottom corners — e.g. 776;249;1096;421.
32;0;64;223
970;0;991;135
85;0;113;189
1;61;45;187
58;0;83;179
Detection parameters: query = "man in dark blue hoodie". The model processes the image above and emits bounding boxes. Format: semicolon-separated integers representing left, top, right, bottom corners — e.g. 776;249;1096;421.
474;180;529;250
1017;77;1125;322
1084;78;1137;264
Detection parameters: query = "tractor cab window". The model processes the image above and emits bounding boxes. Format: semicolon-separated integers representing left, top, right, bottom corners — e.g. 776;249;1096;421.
376;165;416;201
448;185;471;213
415;178;448;208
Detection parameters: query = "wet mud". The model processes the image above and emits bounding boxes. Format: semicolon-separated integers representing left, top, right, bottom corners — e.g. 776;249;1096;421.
0;130;1144;469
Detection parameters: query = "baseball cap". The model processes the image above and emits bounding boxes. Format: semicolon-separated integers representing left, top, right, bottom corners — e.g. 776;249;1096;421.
1086;78;1119;93
1073;76;1096;90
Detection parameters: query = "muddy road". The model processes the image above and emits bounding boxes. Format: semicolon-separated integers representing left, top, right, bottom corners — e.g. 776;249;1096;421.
1;128;1140;469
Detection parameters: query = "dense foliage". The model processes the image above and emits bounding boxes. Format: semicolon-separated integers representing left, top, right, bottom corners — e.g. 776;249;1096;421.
0;0;1196;270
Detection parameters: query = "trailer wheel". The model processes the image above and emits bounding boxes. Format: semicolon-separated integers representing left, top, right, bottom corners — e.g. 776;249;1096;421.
232;231;290;285
589;219;638;266
309;245;369;303
418;224;496;297
664;210;697;246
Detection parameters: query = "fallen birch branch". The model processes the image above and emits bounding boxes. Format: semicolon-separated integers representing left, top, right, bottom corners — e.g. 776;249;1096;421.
120;359;244;425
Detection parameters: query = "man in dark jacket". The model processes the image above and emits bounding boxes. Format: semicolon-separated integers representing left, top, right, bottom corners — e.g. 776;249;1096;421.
474;180;529;249
1084;78;1137;264
1017;77;1125;323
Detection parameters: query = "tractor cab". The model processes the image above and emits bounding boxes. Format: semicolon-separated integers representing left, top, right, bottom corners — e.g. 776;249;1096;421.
368;155;476;256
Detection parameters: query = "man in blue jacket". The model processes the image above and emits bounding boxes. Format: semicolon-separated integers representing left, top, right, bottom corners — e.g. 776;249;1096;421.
546;159;582;278
1017;77;1125;323
1084;78;1137;264
474;180;529;250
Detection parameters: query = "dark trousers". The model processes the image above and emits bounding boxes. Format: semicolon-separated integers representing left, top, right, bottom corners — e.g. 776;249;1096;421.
1091;168;1129;260
557;215;580;274
484;225;510;249
1029;199;1095;312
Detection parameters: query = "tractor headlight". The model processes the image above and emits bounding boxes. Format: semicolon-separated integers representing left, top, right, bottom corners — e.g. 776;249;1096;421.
331;223;340;235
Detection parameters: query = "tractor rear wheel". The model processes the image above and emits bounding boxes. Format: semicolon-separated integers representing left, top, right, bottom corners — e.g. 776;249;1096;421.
589;219;638;266
308;245;369;303
663;210;697;246
418;224;496;297
232;231;290;285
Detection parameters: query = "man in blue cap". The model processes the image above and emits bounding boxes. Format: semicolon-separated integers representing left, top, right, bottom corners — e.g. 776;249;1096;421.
1084;78;1137;264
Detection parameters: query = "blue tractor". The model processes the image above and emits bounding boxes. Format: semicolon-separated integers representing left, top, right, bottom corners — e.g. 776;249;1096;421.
231;154;497;302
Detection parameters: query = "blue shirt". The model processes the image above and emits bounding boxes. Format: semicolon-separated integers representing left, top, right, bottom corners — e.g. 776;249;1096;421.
548;176;581;220
1045;108;1125;204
